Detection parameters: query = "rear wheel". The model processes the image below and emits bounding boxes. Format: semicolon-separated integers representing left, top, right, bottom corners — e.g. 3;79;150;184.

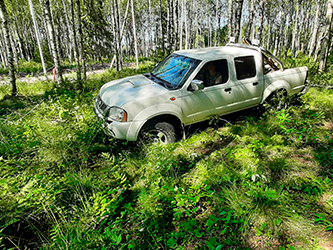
264;89;288;111
141;122;177;144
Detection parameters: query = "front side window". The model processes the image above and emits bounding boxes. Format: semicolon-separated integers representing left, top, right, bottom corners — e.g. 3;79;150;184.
234;56;256;80
195;59;229;87
150;54;201;90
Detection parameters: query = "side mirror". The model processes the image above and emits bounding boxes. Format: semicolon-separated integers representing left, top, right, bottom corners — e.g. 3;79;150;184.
190;79;204;91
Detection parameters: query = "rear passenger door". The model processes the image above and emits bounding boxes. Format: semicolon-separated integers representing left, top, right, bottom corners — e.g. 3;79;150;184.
231;54;264;110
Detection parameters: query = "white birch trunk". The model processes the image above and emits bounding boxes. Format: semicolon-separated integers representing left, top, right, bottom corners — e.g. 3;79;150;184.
179;0;183;50
69;0;81;84
214;0;219;46
28;0;47;74
247;0;255;40
184;0;188;49
291;1;299;57
257;0;265;44
0;0;17;96
43;0;63;84
308;0;321;58
130;0;139;69
319;0;333;71
228;0;233;38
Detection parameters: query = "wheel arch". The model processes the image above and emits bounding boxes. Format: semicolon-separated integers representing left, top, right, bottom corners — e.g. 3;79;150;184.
261;80;290;104
140;114;183;140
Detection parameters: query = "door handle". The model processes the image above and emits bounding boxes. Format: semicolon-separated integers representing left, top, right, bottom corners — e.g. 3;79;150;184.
253;82;259;86
224;88;232;92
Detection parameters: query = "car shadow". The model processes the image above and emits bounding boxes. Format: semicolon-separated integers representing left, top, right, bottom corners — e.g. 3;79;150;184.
184;106;264;140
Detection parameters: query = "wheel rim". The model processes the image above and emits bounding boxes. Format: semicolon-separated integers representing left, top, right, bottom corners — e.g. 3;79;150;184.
145;129;168;144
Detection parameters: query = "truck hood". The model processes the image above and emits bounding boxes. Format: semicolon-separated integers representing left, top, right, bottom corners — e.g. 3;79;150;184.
99;74;168;107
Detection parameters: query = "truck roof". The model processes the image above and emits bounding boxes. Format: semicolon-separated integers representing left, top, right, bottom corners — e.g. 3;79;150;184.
174;43;262;61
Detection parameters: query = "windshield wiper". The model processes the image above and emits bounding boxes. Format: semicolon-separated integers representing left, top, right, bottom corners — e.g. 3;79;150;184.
150;72;169;89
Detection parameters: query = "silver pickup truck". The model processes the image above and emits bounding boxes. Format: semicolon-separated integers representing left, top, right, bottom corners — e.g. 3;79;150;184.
94;43;308;143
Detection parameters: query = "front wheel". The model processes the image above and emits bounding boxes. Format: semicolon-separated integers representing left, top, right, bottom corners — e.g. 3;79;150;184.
141;122;177;144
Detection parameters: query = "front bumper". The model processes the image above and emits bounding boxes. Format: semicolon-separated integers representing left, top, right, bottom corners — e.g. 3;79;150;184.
93;107;141;141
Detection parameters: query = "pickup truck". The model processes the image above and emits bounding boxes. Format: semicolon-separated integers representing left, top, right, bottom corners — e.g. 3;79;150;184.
93;43;308;143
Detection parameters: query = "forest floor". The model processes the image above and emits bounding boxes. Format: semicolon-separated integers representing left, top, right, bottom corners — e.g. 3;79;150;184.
0;63;126;85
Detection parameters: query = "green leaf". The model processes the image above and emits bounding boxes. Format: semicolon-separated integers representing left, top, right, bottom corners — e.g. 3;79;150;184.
275;218;282;226
216;245;222;250
190;219;197;226
205;240;215;250
206;219;214;227
167;238;176;248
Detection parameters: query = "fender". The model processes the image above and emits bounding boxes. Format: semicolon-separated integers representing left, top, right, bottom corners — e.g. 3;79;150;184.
261;80;291;104
126;104;184;141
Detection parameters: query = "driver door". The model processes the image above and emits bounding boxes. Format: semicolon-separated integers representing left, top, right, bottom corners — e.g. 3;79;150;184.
181;59;234;124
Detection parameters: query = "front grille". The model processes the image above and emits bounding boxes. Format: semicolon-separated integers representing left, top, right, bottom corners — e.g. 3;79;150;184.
96;95;109;112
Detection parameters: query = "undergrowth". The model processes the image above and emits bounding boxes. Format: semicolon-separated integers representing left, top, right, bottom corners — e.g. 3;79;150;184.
0;57;332;250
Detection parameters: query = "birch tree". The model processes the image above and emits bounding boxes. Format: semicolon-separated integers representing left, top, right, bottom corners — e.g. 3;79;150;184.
234;0;244;43
246;0;255;40
308;0;322;59
43;0;63;84
131;0;138;69
228;0;233;38
70;0;81;84
319;0;333;72
0;0;17;96
256;0;265;44
28;0;46;74
76;0;86;83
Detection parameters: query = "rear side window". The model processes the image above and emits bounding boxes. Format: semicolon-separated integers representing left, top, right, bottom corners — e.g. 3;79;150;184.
234;56;256;80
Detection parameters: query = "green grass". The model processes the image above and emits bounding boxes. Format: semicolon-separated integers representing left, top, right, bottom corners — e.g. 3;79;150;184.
0;58;333;250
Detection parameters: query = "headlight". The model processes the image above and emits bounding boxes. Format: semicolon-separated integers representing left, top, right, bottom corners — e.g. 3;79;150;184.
106;107;127;122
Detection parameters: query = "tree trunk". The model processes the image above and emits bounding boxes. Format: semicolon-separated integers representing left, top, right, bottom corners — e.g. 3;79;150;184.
234;0;244;43
130;0;139;69
308;0;321;59
184;0;188;49
179;0;184;50
247;0;255;40
62;0;74;63
76;0;86;83
28;0;47;74
214;0;219;46
0;0;16;96
159;0;164;52
228;0;233;38
43;0;63;84
291;1;300;57
257;0;265;44
112;0;120;71
148;0;152;56
0;36;7;67
314;27;325;62
277;12;286;57
319;0;333;72
70;0;81;85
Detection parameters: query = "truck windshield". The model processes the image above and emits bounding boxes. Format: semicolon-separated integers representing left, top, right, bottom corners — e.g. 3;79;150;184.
150;54;201;90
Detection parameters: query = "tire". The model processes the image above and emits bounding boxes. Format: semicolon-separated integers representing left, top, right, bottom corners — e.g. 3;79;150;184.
141;122;177;144
264;89;288;111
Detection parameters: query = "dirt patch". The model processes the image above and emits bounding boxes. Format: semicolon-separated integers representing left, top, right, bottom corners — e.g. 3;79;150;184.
322;121;333;130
